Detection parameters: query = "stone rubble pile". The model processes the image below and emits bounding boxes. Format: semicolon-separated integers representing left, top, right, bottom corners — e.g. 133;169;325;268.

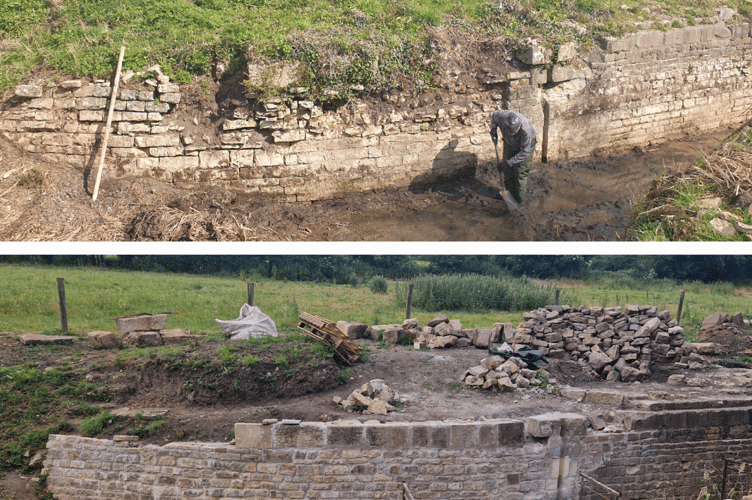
87;313;192;349
333;379;404;416
509;304;688;382
461;355;556;393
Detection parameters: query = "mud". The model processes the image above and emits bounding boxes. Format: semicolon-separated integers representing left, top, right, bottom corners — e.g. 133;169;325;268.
345;131;729;241
0;130;729;242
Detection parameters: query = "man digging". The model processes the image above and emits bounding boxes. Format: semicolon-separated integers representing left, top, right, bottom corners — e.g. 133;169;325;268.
490;109;537;208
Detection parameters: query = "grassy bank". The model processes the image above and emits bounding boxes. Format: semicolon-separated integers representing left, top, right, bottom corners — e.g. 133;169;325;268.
2;0;751;93
2;263;751;338
631;126;752;241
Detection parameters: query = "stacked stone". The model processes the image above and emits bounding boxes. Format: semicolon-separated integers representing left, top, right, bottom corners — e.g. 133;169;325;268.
461;355;554;393
114;313;191;348
510;304;687;382
373;314;513;350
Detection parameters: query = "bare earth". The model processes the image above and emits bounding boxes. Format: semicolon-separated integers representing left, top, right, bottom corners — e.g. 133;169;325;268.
2;328;752;499
0;129;728;242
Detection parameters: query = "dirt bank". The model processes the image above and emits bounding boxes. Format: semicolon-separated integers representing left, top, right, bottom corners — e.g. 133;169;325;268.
0;130;728;241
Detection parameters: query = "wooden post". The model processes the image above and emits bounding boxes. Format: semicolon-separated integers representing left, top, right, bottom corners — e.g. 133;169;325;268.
57;278;68;332
406;284;414;319
92;45;126;201
555;289;560;306
247;282;255;306
676;290;686;324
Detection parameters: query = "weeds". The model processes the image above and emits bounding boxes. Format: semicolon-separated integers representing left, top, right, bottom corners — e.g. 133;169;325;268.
80;411;113;437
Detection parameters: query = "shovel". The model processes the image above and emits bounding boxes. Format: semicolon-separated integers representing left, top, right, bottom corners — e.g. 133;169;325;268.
494;141;520;210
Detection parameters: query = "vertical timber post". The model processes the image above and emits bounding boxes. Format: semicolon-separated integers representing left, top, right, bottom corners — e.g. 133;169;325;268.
247;283;255;306
676;290;685;324
555;289;560;306
406;284;414;319
57;278;68;332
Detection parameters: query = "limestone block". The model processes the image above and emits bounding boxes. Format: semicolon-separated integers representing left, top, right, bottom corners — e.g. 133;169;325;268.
160;328;191;345
255;151;284;167
549;62;592;83
160;156;199;172
116;313;168;334
29;98;53;109
198;150;230;169
326;420;363;446
138;90;154;101
135;134;180;148
430;335;457;348
434;322;453;336
235;423;272;449
526;414;562;438
91;85;111;97
557;42;578;63
275;422;325;448
273;129;306;143
149;146;183;157
336;321;368;339
121;331;162;347
61;80;82;89
448;319;463;333
19;334;75;346
583;390;625;407
126;101;146;112
158;84;180;94
701;312;727;330
382;325;404;344
76;97;107;110
88;331;118;349
16;85;43;98
517;43;552;66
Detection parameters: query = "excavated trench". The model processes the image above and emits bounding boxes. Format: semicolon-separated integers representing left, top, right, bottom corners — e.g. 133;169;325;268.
342;131;729;241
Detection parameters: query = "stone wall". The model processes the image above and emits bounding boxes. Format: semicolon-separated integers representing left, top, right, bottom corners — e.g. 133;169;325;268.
43;405;752;500
4;22;752;202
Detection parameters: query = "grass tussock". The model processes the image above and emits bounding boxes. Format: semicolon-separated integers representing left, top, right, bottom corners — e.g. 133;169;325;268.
631;126;752;241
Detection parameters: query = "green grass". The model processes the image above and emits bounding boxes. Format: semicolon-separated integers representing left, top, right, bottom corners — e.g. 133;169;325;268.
1;0;749;92
5;263;752;339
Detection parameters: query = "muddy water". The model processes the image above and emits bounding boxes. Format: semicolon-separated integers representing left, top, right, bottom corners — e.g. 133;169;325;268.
344;131;729;241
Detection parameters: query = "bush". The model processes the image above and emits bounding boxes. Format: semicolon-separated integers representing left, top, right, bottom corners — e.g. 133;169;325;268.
368;276;388;294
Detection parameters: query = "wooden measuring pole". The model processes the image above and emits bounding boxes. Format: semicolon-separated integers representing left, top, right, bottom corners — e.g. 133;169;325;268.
57;278;68;332
92;45;126;201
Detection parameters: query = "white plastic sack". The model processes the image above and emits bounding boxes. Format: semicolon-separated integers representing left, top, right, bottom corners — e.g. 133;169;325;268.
215;303;278;339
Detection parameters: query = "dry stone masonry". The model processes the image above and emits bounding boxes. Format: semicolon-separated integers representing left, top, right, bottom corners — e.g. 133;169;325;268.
43;400;752;500
509;304;687;383
4;21;752;201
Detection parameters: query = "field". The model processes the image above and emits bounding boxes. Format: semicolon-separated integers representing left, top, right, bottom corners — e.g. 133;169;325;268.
2;263;751;340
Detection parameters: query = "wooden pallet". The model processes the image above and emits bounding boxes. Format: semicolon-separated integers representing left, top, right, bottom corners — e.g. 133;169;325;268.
297;312;361;365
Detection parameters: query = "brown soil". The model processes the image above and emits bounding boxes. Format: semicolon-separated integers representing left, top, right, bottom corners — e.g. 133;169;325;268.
697;325;752;356
3;326;752;499
0;130;727;242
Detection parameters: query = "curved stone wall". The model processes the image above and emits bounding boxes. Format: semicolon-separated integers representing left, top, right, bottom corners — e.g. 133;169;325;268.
43;404;752;500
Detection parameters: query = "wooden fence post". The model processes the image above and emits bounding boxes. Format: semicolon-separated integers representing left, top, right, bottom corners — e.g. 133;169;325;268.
247;283;255;306
57;278;68;332
555;289;560;306
406;284;414;319
676;290;686;324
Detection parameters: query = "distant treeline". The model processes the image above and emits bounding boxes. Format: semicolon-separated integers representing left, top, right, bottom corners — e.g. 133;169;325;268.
1;255;749;284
